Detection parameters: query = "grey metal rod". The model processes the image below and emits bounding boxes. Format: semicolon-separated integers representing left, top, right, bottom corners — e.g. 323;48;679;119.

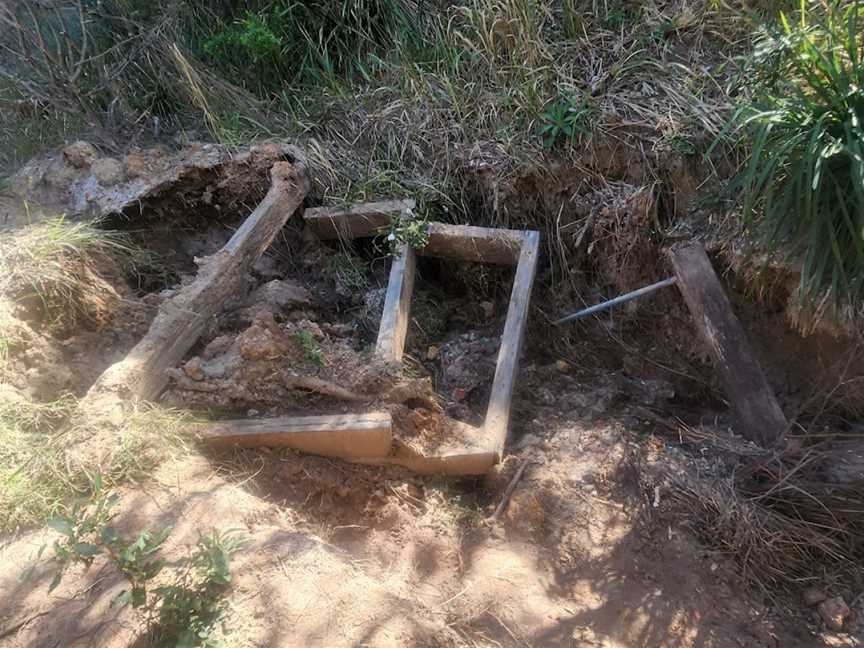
554;277;678;325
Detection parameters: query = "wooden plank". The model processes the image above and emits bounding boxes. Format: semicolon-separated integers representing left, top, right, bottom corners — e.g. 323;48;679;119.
485;231;541;458
304;199;414;240
375;244;416;362
303;200;525;265
425;223;525;265
669;244;787;446
199;412;392;459
84;161;309;404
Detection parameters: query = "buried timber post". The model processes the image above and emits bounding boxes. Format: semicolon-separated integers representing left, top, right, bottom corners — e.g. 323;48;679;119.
668;244;787;446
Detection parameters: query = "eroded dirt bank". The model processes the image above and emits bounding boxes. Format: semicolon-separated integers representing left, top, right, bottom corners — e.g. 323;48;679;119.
0;141;861;647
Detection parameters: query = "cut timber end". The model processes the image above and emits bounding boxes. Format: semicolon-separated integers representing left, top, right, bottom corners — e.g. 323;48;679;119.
304;200;414;241
83;161;309;404
668;243;787;446
199;412;392;459
376;244;416;362
485;231;541;459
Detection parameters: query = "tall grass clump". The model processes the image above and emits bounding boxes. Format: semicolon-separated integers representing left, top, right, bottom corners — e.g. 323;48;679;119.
728;0;864;310
0;217;132;330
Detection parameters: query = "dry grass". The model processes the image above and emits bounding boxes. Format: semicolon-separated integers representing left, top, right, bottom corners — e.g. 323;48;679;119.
0;389;196;534
654;422;864;593
0;217;131;331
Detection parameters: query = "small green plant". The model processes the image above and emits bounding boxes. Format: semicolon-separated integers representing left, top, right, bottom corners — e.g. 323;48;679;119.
387;210;430;250
538;95;595;148
293;328;324;366
41;481;243;647
724;0;864;307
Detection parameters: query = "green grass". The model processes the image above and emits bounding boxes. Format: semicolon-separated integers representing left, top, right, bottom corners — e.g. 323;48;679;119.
293;328;324;366
0;217;133;329
725;0;864;309
0;393;193;534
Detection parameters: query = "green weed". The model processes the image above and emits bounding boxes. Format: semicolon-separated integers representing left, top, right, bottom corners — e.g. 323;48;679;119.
724;0;864;307
41;482;244;647
293;328;324;366
539;95;596;148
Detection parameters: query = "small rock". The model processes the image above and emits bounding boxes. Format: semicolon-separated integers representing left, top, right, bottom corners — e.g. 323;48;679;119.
63;141;98;168
480;301;494;319
818;596;851;631
803;588;827;606
91;157;125;186
426;345;439;361
246;279;311;309
555;359;569;372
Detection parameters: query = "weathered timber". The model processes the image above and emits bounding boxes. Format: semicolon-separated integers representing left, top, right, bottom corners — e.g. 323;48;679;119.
669;244;787;446
303;200;525;265
376;244;416;362
485;231;541;458
86;161;309;403
304;199;414;240
199;412;392;459
424;223;524;265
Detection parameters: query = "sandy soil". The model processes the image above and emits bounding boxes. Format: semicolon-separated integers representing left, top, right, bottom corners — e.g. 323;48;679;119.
0;385;848;648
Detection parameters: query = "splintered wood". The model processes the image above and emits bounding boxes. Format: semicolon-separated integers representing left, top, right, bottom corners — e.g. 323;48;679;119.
85;161;309;406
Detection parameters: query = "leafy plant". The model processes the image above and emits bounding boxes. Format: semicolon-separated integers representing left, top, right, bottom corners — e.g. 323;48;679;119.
41;482;244;647
539;95;595;147
387;210;430;250
726;0;864;307
293;328;324;366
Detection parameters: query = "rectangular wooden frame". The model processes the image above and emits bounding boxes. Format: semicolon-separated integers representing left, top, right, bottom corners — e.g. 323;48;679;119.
303;201;540;472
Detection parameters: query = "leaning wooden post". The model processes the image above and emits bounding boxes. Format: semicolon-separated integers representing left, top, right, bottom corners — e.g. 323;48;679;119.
85;160;309;406
668;244;787;446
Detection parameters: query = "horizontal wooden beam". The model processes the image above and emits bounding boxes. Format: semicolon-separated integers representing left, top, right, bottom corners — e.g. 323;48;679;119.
198;412;393;459
303;200;526;265
304;200;414;240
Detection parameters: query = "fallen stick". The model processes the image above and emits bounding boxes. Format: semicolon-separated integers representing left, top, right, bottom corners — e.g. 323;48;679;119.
83;160;309;406
486;458;531;524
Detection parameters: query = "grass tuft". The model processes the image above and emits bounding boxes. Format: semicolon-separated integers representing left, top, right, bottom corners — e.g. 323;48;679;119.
725;0;864;310
0;216;131;330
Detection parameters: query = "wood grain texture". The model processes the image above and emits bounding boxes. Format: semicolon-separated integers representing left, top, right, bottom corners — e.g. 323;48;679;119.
303;200;525;265
85;161;309;404
485;231;541;458
200;412;392;459
304;200;414;240
669;244;787;446
375;244;416;362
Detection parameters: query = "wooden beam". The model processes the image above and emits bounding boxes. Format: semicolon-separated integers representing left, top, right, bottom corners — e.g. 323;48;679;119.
199;412;392;459
424;223;524;265
85;161;309;404
669;244;787;446
485;231;540;458
375;244;416;362
303;200;525;265
304;200;414;240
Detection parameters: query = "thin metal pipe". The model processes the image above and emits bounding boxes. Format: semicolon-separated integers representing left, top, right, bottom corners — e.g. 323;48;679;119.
554;277;678;325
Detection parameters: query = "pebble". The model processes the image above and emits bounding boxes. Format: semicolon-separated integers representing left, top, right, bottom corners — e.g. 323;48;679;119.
817;596;850;631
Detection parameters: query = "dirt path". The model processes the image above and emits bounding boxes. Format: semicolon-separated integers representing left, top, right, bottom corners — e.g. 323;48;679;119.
0;402;833;648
